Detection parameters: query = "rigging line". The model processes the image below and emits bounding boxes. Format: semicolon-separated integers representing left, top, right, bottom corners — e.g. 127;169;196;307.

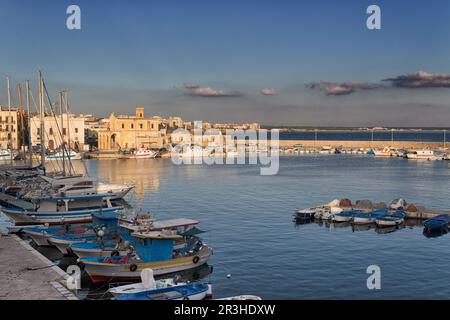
42;80;75;176
63;93;86;177
29;91;60;174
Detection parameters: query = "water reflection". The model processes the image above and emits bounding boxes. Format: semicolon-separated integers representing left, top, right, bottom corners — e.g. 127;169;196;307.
294;217;425;236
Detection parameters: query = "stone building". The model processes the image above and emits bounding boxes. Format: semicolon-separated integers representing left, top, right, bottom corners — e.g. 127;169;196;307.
30;113;86;151
97;107;168;150
0;106;25;150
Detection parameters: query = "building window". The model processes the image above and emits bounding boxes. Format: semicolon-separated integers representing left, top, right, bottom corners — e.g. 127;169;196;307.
49;128;53;135
139;123;143;129
37;128;40;136
122;123;125;129
131;124;134;129
151;124;154;129
63;128;67;135
75;128;79;133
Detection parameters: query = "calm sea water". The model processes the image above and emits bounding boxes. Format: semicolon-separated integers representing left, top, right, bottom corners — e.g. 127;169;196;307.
2;155;450;299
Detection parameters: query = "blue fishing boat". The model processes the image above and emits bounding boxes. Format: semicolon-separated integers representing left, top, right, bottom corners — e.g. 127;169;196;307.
79;229;212;282
333;210;362;223
423;214;450;233
375;211;405;227
114;282;210;300
352;209;388;225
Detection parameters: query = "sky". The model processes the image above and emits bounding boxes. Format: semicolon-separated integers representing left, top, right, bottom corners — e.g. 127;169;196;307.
1;0;450;126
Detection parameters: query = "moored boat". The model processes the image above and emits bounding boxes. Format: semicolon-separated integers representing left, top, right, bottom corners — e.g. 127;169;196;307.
109;268;186;296
114;282;210;300
79;229;212;283
423;214;450;233
375;211;405;227
352;209;388;225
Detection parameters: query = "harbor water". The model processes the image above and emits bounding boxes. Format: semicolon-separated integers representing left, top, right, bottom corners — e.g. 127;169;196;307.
2;155;450;299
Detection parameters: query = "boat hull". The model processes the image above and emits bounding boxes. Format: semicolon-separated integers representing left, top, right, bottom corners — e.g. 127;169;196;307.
81;246;212;283
1;207;121;226
23;229;52;246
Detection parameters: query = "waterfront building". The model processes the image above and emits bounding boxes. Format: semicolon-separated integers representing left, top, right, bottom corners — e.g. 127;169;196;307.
0;106;25;150
97;107;168;150
30;113;86;151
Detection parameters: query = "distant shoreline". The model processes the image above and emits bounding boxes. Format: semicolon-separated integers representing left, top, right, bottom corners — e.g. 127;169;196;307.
262;127;450;132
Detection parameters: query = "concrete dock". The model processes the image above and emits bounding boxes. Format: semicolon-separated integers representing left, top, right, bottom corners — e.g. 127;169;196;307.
0;234;77;300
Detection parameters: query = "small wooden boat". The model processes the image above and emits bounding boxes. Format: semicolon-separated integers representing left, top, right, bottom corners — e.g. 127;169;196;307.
109;268;186;296
333;210;361;223
352;209;388;225
294;208;316;220
423;214;450;233
24;225;89;247
375;211;405;227
114;282;210;300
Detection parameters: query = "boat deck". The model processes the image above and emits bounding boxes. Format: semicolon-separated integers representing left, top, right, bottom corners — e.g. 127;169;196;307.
0;234;77;300
0;192;34;210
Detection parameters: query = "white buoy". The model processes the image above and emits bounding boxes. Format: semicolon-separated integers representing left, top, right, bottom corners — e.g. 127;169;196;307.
227;274;231;279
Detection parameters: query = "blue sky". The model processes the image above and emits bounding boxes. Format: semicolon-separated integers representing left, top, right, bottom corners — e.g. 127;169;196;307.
1;0;450;126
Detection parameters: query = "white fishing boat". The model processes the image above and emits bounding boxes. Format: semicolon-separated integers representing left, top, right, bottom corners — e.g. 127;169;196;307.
1;194;123;226
41;175;134;200
125;147;158;159
406;149;434;160
319;146;334;154
374;147;392;157
352;209;388;225
46;150;82;161
0;149;15;161
109;268;187;296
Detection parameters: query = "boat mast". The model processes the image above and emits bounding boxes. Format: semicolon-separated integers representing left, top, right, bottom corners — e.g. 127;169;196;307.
26;80;33;167
6;76;13;163
59;91;65;176
17;83;26;162
38;71;46;172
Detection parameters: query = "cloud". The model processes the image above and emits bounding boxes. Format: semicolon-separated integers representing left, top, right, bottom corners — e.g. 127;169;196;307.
183;83;241;97
307;81;381;96
260;87;277;96
383;71;450;88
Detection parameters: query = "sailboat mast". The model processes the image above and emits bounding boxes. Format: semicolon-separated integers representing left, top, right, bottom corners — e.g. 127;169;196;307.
17;83;26;161
26;80;33;167
60;92;66;175
38;71;46;171
6;76;13;163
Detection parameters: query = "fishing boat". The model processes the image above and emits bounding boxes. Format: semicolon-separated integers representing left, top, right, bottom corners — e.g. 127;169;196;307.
406;149;434;160
125;147;158;159
72;218;200;258
42;175;134;200
79;230;213;283
0;149;15;161
333;210;361;223
294;208;317;220
352;209;388;225
114;282;210;300
49;232;100;254
109;268;187;296
375;211;405;227
423;214;450;233
23;225;89;246
1;194;123;226
46;150;82;161
374;147;392;157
